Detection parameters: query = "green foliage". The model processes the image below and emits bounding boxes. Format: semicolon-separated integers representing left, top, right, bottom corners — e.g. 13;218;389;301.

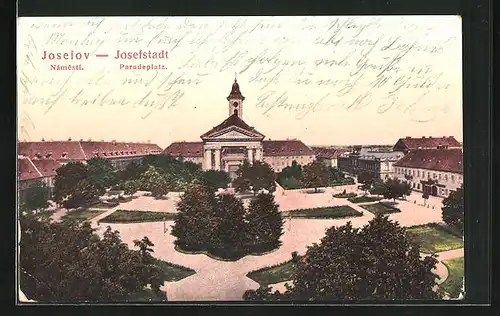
19;215;164;302
233;160;276;195
122;179;141;195
333;192;357;198
442;186;464;235
100;210;176;223
360;202;401;215
369;180;387;197
87;158;118;195
21;181;50;212
140;166;169;198
279;176;302;189
172;183;284;260
53;162;90;205
347;196;382;203
357;171;376;192
441;257;464;299
63;179;101;209
406;224;464;253
171;182;217;251
244;215;440;301
201;170;231;192
245;193;284;251
284;206;362;219
301;160;329;192
246;260;296;287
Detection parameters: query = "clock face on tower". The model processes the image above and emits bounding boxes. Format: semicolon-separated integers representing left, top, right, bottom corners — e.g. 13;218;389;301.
233;102;238;108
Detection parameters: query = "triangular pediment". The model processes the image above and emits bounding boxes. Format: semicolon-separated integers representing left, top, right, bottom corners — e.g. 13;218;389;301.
206;126;264;140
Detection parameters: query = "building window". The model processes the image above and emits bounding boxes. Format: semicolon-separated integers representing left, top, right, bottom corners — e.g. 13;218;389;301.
438;173;442;180
417;183;420;189
445;174;448;181
433;173;437;179
427;172;430;178
451;175;455;182
412;182;415;188
445;189;448;195
417;170;420;177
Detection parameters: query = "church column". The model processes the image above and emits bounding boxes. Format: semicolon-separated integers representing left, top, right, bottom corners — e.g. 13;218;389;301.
214;148;221;171
247;148;253;164
255;148;263;161
204;149;212;170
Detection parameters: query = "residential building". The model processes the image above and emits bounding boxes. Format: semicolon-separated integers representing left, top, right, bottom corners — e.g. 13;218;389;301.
310;147;345;168
18;155;61;202
392;148;463;197
162;79;315;178
393;136;462;155
18;140;163;170
337;147;403;179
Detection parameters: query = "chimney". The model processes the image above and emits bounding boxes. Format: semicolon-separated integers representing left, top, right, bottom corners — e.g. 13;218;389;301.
68;137;72;141
87;138;92;141
406;136;411;139
101;139;104;142
80;138;83;141
147;140;151;144
41;138;45;142
429;136;432;138
422;136;426;138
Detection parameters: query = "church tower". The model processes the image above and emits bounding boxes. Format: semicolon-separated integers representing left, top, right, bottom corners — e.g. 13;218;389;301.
227;77;245;119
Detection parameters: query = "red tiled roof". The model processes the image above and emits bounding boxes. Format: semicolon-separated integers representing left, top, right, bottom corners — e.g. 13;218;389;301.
394;136;461;151
393;148;463;173
31;158;62;177
263;140;314;156
18;141;163;161
18;156;42;181
311;147;343;159
200;113;264;138
163;142;204;157
80;141;162;158
18;141;86;161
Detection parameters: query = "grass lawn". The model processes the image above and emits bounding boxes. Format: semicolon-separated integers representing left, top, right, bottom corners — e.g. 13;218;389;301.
347;195;383;203
126;258;196;302
441;257;464;298
407;224;464;253
332;192;357;198
91;201;120;209
246;260;296;286
99;210;177;223
152;258;196;282
360;202;401;215
60;209;105;223
282;206;362;219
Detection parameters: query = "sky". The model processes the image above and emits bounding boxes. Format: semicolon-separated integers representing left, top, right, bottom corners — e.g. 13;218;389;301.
17;16;463;148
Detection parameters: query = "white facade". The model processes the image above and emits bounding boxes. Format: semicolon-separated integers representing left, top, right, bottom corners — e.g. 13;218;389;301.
392;166;463;197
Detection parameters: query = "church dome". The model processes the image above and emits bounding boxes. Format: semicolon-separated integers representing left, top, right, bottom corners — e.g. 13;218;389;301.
227;79;245;101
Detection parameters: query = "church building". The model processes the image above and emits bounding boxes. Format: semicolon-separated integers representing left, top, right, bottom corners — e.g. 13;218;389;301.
163;79;315;178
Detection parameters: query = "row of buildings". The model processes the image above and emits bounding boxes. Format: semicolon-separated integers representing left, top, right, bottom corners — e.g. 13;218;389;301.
17;79;463;199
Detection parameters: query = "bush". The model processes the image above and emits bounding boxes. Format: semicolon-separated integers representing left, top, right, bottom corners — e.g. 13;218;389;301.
333;192;357;198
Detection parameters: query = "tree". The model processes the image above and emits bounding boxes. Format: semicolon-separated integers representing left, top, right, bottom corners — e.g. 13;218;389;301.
21;181;50;213
123;179;141;195
63;178;100;209
244;214;440;301
211;194;247;257
245;193;284;251
171;181;217;250
19;215;163;302
358;171;375;193
369;180;386;197
401;181;412;199
382;178;405;202
441;186;464;234
87;157;118;195
140;166;170;198
53;162;89;205
301;160;329;192
118;161;146;181
201;170;231;192
233;160;276;195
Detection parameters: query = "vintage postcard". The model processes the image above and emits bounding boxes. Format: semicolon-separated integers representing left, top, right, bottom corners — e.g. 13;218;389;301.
17;16;464;303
